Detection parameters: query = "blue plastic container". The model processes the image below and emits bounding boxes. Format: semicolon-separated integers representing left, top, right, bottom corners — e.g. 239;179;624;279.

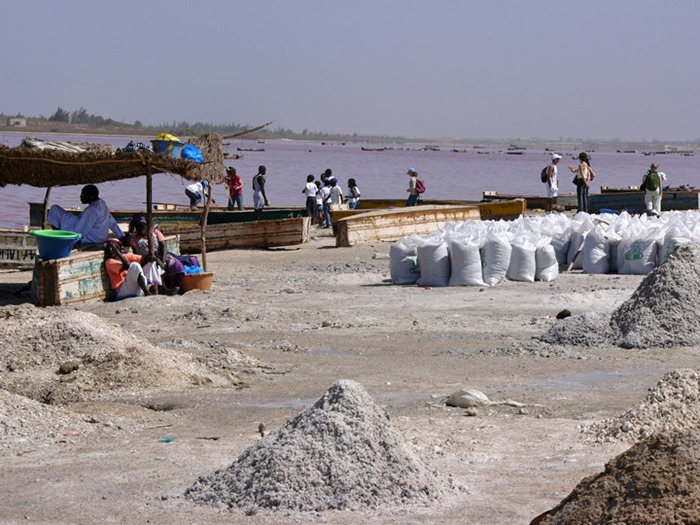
31;230;81;260
151;139;183;159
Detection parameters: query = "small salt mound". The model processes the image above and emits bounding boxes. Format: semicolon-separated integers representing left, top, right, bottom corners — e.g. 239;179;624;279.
538;312;617;347
0;304;213;404
586;369;700;444
611;242;700;348
538;431;700;525
0;389;96;452
186;379;449;512
539;243;700;349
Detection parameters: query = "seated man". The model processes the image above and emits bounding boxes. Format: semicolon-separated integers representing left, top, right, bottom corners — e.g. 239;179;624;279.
48;184;123;246
104;239;151;300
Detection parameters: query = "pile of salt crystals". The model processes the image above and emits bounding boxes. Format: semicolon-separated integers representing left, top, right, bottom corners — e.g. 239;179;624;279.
611;242;700;348
536;431;700;525
585;369;700;444
186;379;450;512
540;242;700;349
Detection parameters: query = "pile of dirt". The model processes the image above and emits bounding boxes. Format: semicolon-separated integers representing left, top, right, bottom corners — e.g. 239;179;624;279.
186;379;452;512
539;431;700;524
540;243;700;349
0;304;222;405
585;369;700;444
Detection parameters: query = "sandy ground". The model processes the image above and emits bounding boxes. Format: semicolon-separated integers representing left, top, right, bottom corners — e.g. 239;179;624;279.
0;228;698;525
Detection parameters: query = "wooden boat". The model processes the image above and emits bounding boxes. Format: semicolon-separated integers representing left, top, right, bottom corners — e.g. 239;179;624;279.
333;200;526;248
30;235;180;307
588;188;700;214
331;198;525;224
29;202;305;229
0;229;37;270
28;203;309;252
481;191;578;210
165;217;310;253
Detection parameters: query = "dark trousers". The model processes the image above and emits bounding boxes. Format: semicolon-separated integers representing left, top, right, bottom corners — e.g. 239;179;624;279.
576;182;589;213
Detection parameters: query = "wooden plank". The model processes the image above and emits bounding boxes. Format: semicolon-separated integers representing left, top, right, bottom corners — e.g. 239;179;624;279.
171;217;310;252
335;205;481;247
0;229;37;269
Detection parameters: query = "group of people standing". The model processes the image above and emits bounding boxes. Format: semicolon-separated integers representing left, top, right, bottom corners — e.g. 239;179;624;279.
544;152;666;216
301;169;361;228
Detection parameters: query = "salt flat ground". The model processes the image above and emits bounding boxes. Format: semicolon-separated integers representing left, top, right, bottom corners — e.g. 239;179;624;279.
0;230;696;525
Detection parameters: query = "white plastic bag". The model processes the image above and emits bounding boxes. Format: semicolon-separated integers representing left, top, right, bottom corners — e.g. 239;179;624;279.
390;237;420;284
448;238;485;286
481;232;512;286
416;240;450;287
506;237;537;283
535;238;558;282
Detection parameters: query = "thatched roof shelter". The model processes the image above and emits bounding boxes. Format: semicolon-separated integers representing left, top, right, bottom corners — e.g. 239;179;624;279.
0;141;216;189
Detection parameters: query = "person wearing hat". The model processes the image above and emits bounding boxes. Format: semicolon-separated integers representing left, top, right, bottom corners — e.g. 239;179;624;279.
641;162;663;216
406;168;420;206
545;154;562;214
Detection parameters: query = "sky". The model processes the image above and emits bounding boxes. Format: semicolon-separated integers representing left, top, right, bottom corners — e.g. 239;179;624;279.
2;0;700;142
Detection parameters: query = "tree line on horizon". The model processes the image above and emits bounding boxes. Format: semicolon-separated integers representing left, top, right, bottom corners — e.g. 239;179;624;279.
1;107;405;143
3;108;699;148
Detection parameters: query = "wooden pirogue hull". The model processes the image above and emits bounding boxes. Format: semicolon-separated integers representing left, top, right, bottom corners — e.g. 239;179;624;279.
29;202;305;229
332;198;525;224
588;189;700;214
481;192;578;210
166;217;311;253
0;229;37;270
28;203;309;251
335;204;482;247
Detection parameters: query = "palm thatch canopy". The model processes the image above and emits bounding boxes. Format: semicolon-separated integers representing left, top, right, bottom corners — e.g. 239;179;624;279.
0;132;226;189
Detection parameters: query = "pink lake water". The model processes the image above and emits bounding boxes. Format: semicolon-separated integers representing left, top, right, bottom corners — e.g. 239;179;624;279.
2;131;698;229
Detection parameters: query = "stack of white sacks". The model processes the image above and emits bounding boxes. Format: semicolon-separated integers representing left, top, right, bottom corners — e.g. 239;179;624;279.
390;211;700;286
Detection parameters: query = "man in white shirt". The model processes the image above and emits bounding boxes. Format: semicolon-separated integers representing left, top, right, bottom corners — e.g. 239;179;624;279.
48;184;123;246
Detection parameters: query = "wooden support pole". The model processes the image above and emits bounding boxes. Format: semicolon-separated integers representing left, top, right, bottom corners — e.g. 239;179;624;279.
42;187;52;229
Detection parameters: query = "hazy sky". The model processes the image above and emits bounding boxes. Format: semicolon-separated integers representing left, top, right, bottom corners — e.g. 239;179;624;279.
2;0;699;142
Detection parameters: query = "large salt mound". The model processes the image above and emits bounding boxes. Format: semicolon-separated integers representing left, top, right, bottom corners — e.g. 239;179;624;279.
0;304;213;404
540;243;700;349
611;242;700;348
186;379;449;512
585;369;700;444
538;431;700;525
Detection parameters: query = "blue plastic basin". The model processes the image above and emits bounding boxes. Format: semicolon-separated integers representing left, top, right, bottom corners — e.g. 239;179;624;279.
31;230;81;260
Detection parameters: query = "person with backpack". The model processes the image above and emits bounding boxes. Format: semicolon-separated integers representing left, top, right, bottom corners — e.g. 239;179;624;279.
642;162;662;216
405;168;424;206
543;153;561;214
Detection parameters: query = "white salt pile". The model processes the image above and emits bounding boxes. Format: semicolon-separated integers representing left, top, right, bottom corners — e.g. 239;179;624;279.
540;243;700;349
0;304;215;404
0;389;97;452
610;242;700;348
585;369;700;444
186;379;451;512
